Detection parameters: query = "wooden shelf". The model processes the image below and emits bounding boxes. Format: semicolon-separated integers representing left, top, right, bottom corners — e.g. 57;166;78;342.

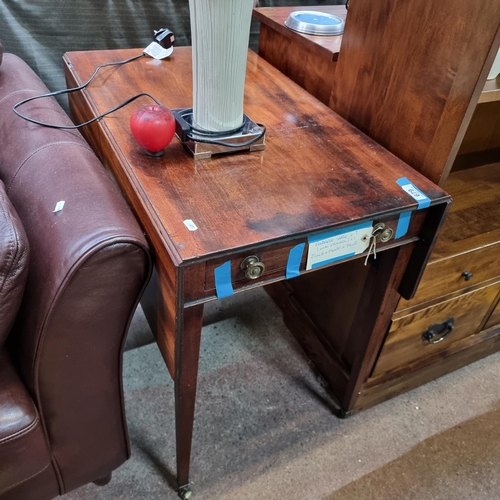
479;77;500;103
430;161;500;261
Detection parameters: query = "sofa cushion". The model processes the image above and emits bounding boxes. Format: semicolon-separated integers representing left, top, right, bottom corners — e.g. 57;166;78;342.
0;180;29;347
0;348;52;496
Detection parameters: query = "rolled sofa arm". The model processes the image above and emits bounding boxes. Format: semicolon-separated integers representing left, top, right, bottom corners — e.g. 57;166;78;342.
0;53;152;494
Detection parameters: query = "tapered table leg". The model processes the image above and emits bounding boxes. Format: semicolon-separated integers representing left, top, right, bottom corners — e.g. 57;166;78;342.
175;304;204;499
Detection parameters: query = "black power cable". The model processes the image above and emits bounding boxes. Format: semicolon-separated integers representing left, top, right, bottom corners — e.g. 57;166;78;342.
176;108;266;148
186;125;266;148
13;51;266;150
13;53;161;129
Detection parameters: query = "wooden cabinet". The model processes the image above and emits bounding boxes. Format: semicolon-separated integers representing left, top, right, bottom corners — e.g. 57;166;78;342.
397;163;500;310
356;160;500;411
254;6;345;106
375;282;500;377
254;0;500;416
485;293;500;331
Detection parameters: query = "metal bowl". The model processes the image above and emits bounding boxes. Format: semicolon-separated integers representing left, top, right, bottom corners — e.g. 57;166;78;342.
284;11;345;36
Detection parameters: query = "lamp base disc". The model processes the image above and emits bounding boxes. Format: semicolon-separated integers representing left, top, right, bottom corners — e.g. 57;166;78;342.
172;108;266;159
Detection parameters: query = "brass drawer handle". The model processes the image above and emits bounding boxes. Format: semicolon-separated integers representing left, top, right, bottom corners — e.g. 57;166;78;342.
422;317;455;344
461;270;474;281
240;255;266;280
379;227;394;243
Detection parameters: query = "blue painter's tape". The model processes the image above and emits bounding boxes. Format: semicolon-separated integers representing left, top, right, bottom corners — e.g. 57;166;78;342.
395;211;411;239
214;261;234;299
286;243;305;279
397;177;431;209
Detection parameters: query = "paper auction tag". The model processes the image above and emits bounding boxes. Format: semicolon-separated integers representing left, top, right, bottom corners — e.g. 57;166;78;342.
306;221;373;270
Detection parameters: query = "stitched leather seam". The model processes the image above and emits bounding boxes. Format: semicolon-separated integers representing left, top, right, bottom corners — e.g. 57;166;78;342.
0;413;40;445
0;204;16;297
0;198;27;311
0;461;51;495
6;141;95;193
0;88;39;106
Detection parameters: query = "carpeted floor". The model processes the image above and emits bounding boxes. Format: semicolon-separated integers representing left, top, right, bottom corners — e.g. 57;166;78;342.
65;289;500;500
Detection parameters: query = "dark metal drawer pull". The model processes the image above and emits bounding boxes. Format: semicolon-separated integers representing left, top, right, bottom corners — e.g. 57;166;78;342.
422;317;455;344
461;270;474;281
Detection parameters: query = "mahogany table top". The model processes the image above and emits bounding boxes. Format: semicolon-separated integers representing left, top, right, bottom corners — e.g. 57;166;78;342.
63;47;448;267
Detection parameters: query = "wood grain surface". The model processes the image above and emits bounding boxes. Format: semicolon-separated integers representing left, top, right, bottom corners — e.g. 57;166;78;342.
374;282;500;377
485;293;500;330
330;0;500;186
64;47;446;268
254;6;346;105
395;162;500;311
253;5;346;60
251;2;500;417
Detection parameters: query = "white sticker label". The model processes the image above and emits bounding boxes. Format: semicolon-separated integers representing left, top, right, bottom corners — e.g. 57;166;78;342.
400;183;428;202
53;201;65;213
183;219;198;231
306;223;372;270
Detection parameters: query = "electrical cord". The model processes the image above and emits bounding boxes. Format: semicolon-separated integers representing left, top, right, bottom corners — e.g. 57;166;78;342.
186;124;266;148
177;108;266;148
12;53;162;129
13;52;266;150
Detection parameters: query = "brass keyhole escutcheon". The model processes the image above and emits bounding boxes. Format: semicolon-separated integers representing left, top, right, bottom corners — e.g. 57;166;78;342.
240;255;266;280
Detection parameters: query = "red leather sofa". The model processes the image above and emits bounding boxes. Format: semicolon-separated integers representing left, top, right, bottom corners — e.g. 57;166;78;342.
0;40;152;499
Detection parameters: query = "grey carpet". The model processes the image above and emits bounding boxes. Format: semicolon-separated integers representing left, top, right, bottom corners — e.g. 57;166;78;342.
65;289;500;499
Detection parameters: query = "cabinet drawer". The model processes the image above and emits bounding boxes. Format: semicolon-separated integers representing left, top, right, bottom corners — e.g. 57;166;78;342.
397;240;500;310
373;282;500;377
484;290;500;331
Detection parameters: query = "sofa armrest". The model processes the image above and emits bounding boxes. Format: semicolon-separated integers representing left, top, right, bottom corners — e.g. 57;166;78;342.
0;53;152;494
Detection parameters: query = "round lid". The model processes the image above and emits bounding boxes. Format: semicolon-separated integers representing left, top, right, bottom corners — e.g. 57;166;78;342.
284;11;345;36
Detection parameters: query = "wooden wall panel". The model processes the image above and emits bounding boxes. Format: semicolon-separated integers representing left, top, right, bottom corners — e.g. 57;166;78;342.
330;0;500;186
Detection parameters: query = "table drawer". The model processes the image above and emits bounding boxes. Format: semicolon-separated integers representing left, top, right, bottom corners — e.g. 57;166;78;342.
397;240;500;310
373;281;500;377
204;212;425;293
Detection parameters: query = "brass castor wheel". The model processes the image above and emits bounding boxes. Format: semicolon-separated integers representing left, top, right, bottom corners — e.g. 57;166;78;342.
178;484;193;500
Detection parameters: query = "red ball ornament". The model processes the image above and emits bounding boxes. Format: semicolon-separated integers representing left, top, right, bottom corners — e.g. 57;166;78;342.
130;105;176;156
